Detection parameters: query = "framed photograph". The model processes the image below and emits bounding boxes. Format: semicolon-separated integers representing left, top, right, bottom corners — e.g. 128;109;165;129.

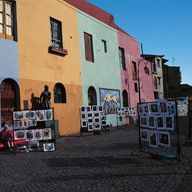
150;103;159;114
149;130;158;148
86;106;91;112
93;112;100;118
94;118;100;124
140;116;148;127
92;105;98;112
34;129;43;140
14;130;26;140
36;110;46;121
80;106;86;112
81;113;87;120
167;101;176;115
144;104;149;114
140;129;148;141
158;131;170;147
14;120;25;130
81;120;87;128
99;88;121;114
13;111;24;120
98;105;103;112
156;115;165;130
165;115;174;130
148;115;156;128
43;143;55;152
159;102;168;114
116;107;122;113
42;128;52;140
25;120;37;127
94;123;101;130
24;110;36;120
26;130;34;141
88;118;93;124
45;109;53;120
88;124;94;132
87;112;93;118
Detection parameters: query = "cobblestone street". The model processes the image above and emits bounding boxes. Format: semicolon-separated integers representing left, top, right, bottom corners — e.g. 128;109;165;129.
0;125;192;192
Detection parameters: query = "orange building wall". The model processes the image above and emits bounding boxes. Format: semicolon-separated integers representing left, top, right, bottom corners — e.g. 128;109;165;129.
17;0;82;135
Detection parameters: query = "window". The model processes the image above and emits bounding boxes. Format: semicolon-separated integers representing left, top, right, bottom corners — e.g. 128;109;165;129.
156;58;161;67
84;32;94;62
54;83;66;103
134;83;138;92
132;61;137;80
88;86;97;105
119;47;126;70
0;0;16;40
101;39;107;53
49;17;67;56
157;77;161;85
154;77;158;89
122;90;128;107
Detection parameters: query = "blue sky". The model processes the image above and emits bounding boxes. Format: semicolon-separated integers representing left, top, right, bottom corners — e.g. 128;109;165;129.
88;0;192;85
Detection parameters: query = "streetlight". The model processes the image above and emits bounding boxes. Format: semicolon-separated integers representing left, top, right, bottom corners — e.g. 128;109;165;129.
137;58;150;104
137;58;150;151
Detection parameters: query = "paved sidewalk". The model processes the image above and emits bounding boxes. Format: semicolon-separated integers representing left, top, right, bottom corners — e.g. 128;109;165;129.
0;125;192;192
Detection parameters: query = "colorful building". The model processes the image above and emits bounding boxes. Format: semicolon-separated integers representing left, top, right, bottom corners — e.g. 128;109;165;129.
0;0;155;135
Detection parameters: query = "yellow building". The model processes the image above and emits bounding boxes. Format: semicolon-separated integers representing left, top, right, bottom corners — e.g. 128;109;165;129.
17;0;82;135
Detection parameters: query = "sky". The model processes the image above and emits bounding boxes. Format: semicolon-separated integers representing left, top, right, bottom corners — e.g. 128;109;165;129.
88;0;192;85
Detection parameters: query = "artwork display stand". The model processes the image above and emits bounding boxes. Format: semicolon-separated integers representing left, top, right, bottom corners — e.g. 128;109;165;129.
13;108;56;152
138;99;181;160
80;105;106;135
116;107;137;127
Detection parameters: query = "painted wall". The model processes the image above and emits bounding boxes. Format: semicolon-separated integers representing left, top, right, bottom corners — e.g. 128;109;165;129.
16;0;82;135
78;11;122;126
119;31;154;108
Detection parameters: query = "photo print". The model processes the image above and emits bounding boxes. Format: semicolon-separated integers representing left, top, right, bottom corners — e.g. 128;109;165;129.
26;120;37;127
93;112;100;118
45;109;53;120
81;120;87;128
94;118;100;123
167;101;176;115
24;110;36;120
42;128;52;140
158;131;170;147
86;106;91;112
149;130;158;148
94;123;101;130
140;129;148;141
43;143;55;152
140;116;148;127
87;112;93;118
148;115;156;128
156;115;165;130
92;105;98;112
13;111;24;120
36;110;46;121
34;129;43;140
88;124;94;132
14;130;26;140
88;118;93;124
14;120;25;130
98;105;103;112
116;107;122;113
144;104;149;113
159;102;168;113
165;115;174;130
150;103;159;114
81;113;87;120
80;106;86;112
26;130;34;141
101;120;106;126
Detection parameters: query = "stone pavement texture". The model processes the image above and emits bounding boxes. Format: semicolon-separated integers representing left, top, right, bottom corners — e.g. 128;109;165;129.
0;125;192;192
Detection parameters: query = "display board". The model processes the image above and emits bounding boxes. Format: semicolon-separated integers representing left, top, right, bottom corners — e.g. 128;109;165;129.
13;108;56;151
138;99;180;159
80;105;106;132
